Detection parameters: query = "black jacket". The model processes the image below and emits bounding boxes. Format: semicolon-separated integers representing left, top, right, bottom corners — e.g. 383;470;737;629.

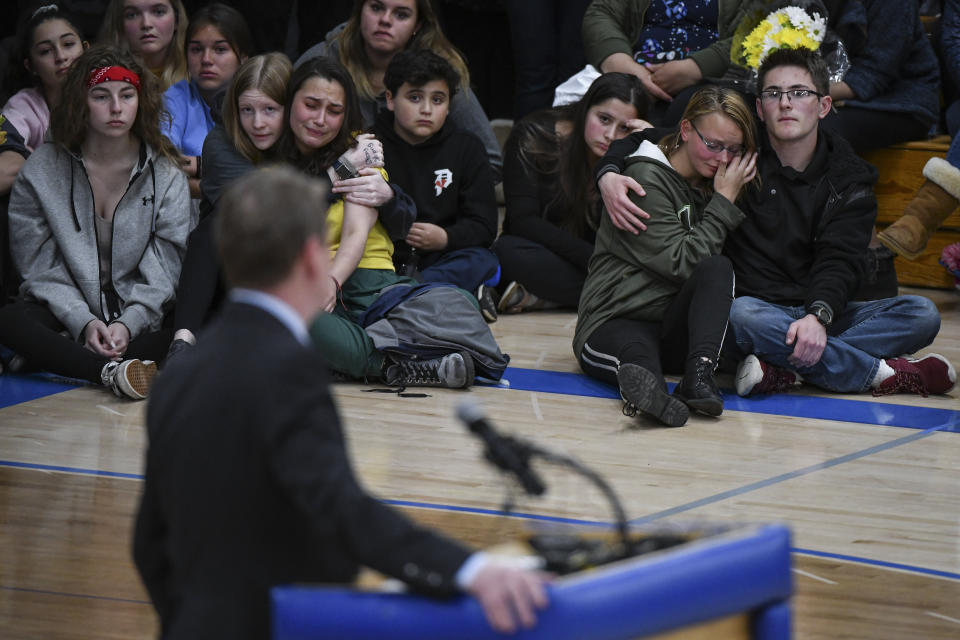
502;110;598;271
725;126;878;315
134;302;469;639
373;111;498;267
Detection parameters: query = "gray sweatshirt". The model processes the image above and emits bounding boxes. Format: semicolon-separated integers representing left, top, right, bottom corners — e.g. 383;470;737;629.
9;142;192;340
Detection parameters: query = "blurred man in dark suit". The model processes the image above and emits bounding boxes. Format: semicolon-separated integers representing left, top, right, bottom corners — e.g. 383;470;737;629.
133;167;548;639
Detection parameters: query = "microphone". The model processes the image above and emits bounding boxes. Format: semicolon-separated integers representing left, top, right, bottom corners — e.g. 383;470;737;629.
457;401;546;496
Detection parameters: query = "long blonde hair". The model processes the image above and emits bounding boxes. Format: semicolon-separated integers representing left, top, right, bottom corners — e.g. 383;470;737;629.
222;53;292;164
98;0;188;90
337;0;470;101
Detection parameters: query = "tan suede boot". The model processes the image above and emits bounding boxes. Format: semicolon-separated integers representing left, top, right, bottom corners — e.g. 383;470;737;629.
878;157;960;260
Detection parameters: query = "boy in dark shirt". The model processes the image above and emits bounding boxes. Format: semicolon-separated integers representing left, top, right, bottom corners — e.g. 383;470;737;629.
374;49;500;320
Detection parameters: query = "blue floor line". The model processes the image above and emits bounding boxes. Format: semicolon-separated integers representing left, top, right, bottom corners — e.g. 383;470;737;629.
4;461;957;584
628;424;946;526
502;367;960;432
793;548;960;581
382;498;608;529
0;459;142;480
3;367;957;433
0;584;150;605
4;549;956;610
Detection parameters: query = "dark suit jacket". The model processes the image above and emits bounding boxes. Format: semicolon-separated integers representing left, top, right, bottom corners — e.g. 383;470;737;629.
133;301;470;639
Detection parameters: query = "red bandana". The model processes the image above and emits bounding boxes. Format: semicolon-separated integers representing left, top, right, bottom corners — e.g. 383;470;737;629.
86;66;141;91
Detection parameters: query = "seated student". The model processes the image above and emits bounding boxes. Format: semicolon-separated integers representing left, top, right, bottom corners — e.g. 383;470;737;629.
166;52;291;358
581;0;750;125
284;56;500;388
597;48;955;398
0;45;192;399
575;86;758;427
98;0;189;90
1;2;89;195
134;166;549;640
295;0;503;181
373;49;499;312
818;0;941;153
3;3;88;156
162;3;252;195
495;71;647;315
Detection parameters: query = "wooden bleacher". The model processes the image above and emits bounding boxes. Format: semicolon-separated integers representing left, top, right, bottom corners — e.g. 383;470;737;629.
862;135;960;290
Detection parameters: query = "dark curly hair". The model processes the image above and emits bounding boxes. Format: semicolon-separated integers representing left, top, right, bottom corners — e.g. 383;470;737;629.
383;49;460;97
50;44;181;167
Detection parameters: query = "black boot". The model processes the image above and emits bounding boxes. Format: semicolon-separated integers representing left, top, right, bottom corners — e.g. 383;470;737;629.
617;363;689;427
673;357;723;416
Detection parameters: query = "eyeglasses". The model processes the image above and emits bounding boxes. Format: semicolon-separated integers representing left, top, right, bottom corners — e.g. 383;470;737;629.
690;121;743;156
759;88;824;103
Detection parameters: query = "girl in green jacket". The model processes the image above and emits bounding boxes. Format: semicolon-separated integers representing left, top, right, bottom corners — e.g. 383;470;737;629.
575;86;757;426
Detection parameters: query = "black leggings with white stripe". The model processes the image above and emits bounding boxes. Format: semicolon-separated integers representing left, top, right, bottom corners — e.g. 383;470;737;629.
578;256;734;391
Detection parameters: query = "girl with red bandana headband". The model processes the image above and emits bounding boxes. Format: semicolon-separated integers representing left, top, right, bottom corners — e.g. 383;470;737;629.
0;45;192;400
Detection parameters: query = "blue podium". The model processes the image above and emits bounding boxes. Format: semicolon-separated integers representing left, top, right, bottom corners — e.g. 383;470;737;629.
272;523;792;639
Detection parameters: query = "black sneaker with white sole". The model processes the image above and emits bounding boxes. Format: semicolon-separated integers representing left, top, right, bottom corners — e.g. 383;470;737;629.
382;352;475;389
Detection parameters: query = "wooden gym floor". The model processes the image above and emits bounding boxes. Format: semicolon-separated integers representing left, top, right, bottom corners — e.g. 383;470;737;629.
0;286;958;639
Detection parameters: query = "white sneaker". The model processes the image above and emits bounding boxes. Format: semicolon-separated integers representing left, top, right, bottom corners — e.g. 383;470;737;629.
735;354;802;397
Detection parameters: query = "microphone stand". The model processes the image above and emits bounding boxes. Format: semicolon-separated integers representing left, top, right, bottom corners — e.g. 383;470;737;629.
527;445;631;553
485;434;633;561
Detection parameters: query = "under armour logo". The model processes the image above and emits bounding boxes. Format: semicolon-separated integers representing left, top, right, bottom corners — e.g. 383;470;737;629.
433;169;453;196
142;195;154;206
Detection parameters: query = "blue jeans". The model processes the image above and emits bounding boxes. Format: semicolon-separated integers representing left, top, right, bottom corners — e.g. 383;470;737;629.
726;295;941;392
416;247;499;292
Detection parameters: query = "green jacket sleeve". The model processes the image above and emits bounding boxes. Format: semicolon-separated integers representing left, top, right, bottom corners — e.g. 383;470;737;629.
605;162;745;285
582;0;650;69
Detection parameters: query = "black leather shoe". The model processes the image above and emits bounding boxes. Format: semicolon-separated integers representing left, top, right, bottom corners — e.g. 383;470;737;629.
673;358;724;416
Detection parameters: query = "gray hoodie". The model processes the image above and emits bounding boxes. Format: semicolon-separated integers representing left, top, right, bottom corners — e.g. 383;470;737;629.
9;142;192;340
